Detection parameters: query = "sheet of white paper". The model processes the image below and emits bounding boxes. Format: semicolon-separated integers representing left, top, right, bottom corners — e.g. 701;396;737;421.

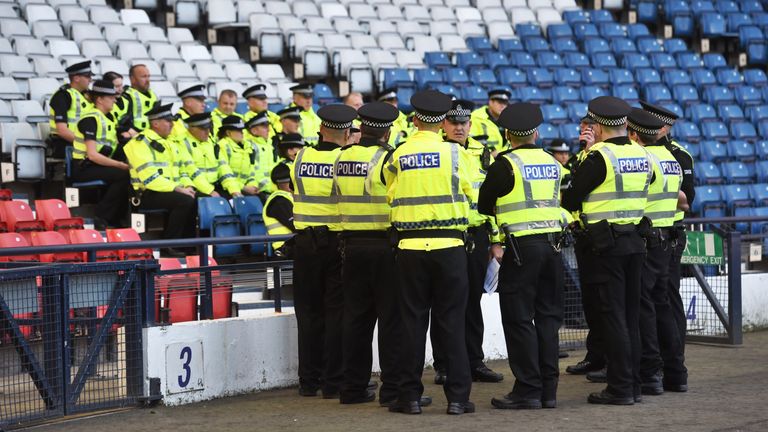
483;258;500;294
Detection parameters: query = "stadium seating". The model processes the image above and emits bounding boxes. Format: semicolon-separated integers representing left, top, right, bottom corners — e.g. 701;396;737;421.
30;230;82;263
197;197;242;257
105;228;153;260
185;255;233;320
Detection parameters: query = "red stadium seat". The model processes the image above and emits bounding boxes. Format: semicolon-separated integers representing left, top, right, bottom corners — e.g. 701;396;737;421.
0;232;37;262
67;229;119;262
0;189;11;201
34;199;84;232
156;258;187;323
0;201;45;241
165;287;198;323
30;231;82;263
105;228;153;260
185;255;233;319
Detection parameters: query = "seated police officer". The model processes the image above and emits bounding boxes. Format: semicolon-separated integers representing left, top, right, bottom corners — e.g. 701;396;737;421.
244;112;276;197
72;79;130;229
218;116;260;197
48;60;94;158
262;163;296;256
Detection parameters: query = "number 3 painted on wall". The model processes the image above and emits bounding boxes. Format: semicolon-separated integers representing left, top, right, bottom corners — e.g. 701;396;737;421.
178;346;192;388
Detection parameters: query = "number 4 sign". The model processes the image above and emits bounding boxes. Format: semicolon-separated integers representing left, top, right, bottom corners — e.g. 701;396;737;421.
166;341;204;394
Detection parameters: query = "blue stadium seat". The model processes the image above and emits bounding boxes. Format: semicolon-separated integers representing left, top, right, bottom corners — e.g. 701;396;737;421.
758;141;768;159
740;0;764;13
650;53;677;70
519;86;551;104
382;68;413;90
700;13;727;37
666;0;694;16
662;103;684;119
425;52;452;69
581;68;609;87
197;197;242;257
573;23;599;41
747;40;768;65
704;86;736;105
611;38;637;58
559;122;580;143
753;12;768;25
691;68;717;89
567;103;588;121
636;68;662;86
510;52;536;69
497;67;528;87
716;104;745;125
314;84;336;104
688;103;717;123
750;183;768;206
466;36;493;52
397;87;415;112
527;68;554;87
722;184;753;212
591;10;614;24
715;0;739;14
727;12;753;33
760;119;768;138
678;141;699;159
547;23;573;40
747;104;768;123
460;86;487;105
731;121;758;142
727;140;756;161
663;38;689;55
691;185;724;215
232;196;267;254
672;84;699;105
703;53;728;69
498;38;525;53
751;207;768;234
456;52;485;71
434;84;460;99
758;161;768;182
65;147;106;189
516;23;543;38
483;52;510;72
552;38;579;53
536;52;565;69
676;52;704;70
636;2;658;24
738;25;763;49
581;85;608;101
470;69;499;87
622;53;651;69
541;104;568;124
743;69;768;87
444;67;471;87
609;68;634;86
563;10;590;25
554;69;581;87
564;52;591;69
612;85;639;103
414;68;443;90
694;162;723;185
722;161;754;183
672;15;695;37
592;53;618;69
537;123;559;143
599;22;626;39
716;68;743;87
644;83;673;104
636;38;663;55
700;139;728;161
663;69;691;87
701;121;730;141
583;38;611;56
523;36;550;53
735;86;764;106
734;207;754;231
674;120;702;143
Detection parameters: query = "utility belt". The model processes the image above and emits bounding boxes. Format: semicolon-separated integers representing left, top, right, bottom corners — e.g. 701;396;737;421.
500;224;566;266
389;228;471;253
644;226;675;250
582;218;641;254
339;230;388;239
297;225;337;250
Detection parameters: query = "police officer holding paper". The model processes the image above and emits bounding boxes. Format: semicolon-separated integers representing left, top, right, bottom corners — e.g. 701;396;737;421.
478;103;567;410
562;96;652;405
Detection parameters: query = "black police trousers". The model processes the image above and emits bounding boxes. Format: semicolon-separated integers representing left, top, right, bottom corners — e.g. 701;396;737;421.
431;224;490;372
498;234;563;401
293;231;344;394
583;232;645;398
340;236;401;402
665;232;689;385
396;245;471;403
139;190;196;239
71;162;130;226
574;237;606;367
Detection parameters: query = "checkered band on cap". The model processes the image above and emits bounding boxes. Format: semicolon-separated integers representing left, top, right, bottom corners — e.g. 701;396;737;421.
627;120;661;136
247;116;269;126
360;118;394;128
507;127;537;137
414;111;447;123
244;89;266;98
280;111;300;119
148;109;173;120
587;110;627;126
447;107;471;118
281;138;304;146
377;91;397;101
187;118;212;128
91;85;116;95
646;110;676;126
321;120;353;129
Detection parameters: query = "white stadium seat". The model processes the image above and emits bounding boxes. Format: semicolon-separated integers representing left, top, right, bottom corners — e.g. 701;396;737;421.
430;6;456;22
503;0;527;8
333;49;373;94
454;6;483;23
445;0;471;6
553;0;579;11
395;50;425;69
0;19;31;38
323;33;351;54
483;7;509;23
366;48;397;74
148;42;181;63
136;26;169;44
24;4;57;23
29;77;61;104
103;24;138;49
250;15;284;60
0;76;25;99
255;64;288;82
32;21;66;40
167;27;194;46
163;60;196;82
152;80;179;101
71;23;102;43
0;100;17;123
0;37;10;54
430;21;458;37
421;0;445;6
11;100;48;123
349;3;377;21
179;44;213;64
0;5;17;19
320;2;348;19
402;5;430;22
211;45;240;63
395;20;426;37
392;0;418;5
263;1;291;16
487;21;515;43
237;0;263;23
48;0;79;8
225;62;257;81
33;57;67;78
120;8;151;27
440;34;468;52
3;122;45;180
97;57;129;76
305;17;334;33
0;54;35;78
376;4;403;20
15;38;50;58
333;17;365;34
174;1;201;28
277;15;306;35
458;21;487;37
80;0;108;10
476;0;503;7
509;7;537;25
116;40;150;62
536;7;562;30
292;1;320;18
58;6;89;33
368;20;396;37
135;59;162;77
206;0;237;28
90;6;122;26
354;34;378;50
290;32;323;60
406;35;440;56
195;63;227;81
378;33;406;50
80;39;113;59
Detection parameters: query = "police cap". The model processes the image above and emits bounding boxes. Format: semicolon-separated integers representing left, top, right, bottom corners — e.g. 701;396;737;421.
219;115;246;132
446;99;474;123
547;138;571;153
278;133;306;149
243;84;268;99
586;96;631;127
278;106;302;120
65;60;94;76
270;162;292;185
290;83;313;96
410;90;452;123
627;107;665;136
245;111;269;129
317;104;357;130
89;79;117;97
498;102;543;136
377;87;398;102
357;102;399;129
184;112;213;129
639;100;679;126
146;102;175;121
178;84;206;100
488;88;511;102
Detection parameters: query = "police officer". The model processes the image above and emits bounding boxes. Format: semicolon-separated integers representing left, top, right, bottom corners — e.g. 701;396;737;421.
170;84;207;141
377;88;410;147
217;116;259;197
71;79;130;229
562;96;652;405
625;109;685;396
548;139;572;172
245;112;277;196
276;133;304;165
384;90;475;416
124;103;197;246
477;103;566;409
176;113;241;198
211;89;240;136
332;102;405;406
470;89;510;155
288;84;322;146
640;101;694;393
289;104;357;398
122;64;157;132
47;60;93;158
102;71;136;144
262;163;295;254
243;84;281;141
431;99;503;385
273;106;303;144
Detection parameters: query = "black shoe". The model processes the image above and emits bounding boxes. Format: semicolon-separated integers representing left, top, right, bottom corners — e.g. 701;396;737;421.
586;368;607;383
340;390;376;404
446;401;475;415
472;364;504;383
298;386;319;397
587;391;634;405
634;394;643;403
640;382;663;395
566;360;604;375
367;380;378;391
434;370;447;385
542;399;557;409
388;400;422;414
663;383;688;392
491;393;542;410
92;217;108;231
559;351;569;359
380;396;432;408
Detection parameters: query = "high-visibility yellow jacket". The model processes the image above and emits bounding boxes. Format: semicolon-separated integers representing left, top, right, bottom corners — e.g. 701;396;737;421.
644;144;682;228
176;132;241;196
122;86;157;131
218;136;258;188
73;110;118;160
49;85;91;136
333;140;392;231
289;103;321;147
290;144;342;231
124;128;194;192
263;190;294;249
470;106;507;153
244;134;275;193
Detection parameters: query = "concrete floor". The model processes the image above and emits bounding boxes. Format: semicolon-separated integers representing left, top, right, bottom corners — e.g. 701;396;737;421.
24;331;768;432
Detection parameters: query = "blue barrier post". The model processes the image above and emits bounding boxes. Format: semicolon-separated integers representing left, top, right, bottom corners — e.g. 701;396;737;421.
727;231;743;345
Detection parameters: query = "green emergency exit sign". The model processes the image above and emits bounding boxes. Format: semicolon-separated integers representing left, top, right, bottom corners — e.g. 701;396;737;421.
681;232;724;265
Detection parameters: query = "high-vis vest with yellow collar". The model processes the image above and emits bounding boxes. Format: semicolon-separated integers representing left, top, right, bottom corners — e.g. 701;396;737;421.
333;144;391;231
644;145;682;228
49;85;91;135
73;110;117;160
290;146;342;231
263;189;294;249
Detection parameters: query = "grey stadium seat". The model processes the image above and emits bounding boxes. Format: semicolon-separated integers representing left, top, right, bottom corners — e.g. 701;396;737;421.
211;45;240;63
11;100;48;123
0;19;31;38
29;77;61;104
0;5;17;19
237;0;263;23
81;39;113;59
0;54;35;78
250;15;284;60
136;25;168;44
0;37;10;54
225;63;257;81
32;21;65;39
33;57;67;78
15;38;50;58
0;76;25;99
116;41;150;63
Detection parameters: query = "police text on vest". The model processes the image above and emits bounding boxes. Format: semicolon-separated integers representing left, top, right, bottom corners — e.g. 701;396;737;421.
336;161;369;177
522;164;559;180
399;152;441;171
298;162;334;178
618;158;649;173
